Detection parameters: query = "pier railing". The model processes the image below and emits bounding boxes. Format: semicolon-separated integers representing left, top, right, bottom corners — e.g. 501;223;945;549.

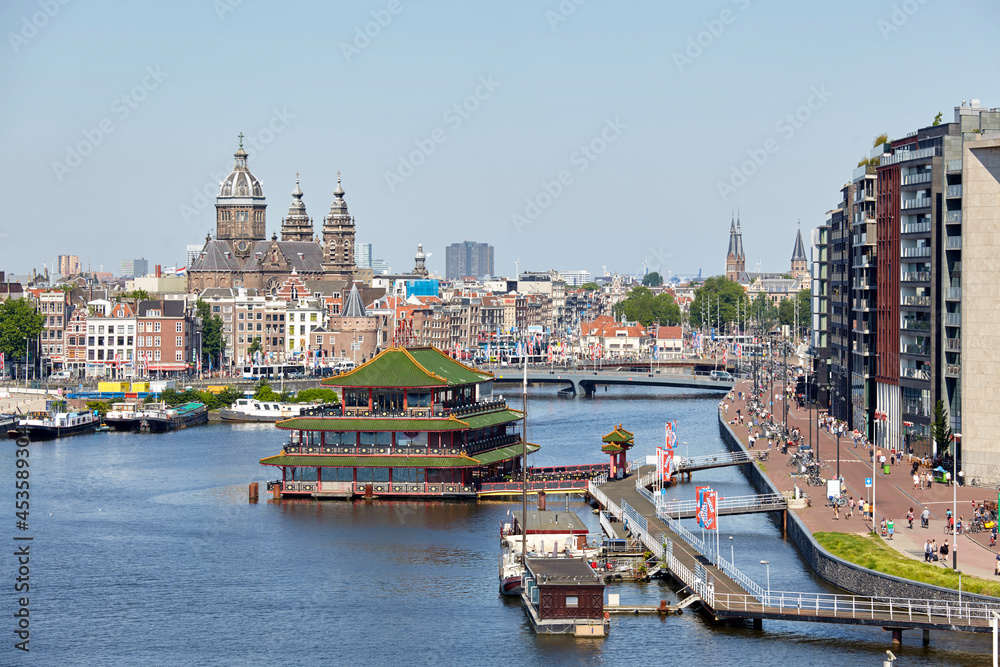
655;493;787;519
714;591;1000;626
674;451;751;472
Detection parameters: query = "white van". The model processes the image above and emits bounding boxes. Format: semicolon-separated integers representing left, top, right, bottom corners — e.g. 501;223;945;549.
710;371;734;382
49;371;73;381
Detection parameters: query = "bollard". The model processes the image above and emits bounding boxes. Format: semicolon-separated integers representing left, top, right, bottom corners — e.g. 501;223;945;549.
658;600;667;615
365;483;373;499
538;491;547;511
273;483;282;499
249;482;259;503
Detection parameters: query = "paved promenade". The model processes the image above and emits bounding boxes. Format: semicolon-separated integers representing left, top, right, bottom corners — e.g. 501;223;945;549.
724;382;1000;582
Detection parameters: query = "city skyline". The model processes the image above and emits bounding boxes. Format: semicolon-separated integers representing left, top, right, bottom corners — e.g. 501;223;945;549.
2;1;998;279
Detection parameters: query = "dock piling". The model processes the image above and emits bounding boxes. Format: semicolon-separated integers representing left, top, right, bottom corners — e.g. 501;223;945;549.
248;482;258;503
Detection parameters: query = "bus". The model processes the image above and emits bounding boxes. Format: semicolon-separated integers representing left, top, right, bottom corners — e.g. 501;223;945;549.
241;364;306;380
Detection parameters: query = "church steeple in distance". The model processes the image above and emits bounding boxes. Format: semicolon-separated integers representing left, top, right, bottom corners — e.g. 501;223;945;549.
726;207;746;281
322;172;356;279
280;173;314;242
790;220;808;279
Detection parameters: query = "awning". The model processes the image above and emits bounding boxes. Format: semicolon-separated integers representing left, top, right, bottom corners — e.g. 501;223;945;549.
146;364;188;371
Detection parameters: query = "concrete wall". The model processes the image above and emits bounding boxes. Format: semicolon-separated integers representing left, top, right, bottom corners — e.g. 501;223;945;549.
717;411;999;603
961;137;1000;486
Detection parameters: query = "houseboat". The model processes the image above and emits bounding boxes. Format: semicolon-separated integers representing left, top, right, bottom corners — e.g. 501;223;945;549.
7;405;100;441
261;346;536;500
500;509;595;596
522;557;608;636
105;401;207;432
219;399;306;423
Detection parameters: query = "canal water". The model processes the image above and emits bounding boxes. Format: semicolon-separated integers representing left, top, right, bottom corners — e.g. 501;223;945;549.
6;387;991;665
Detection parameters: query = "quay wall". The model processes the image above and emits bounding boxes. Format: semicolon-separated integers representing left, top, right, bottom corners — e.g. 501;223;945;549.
717;410;1000;604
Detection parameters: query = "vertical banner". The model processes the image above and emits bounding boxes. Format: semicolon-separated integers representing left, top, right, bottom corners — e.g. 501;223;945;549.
698;490;718;530
656;446;664;482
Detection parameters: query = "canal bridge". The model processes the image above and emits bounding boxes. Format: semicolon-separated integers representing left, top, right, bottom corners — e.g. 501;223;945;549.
588;471;1000;644
491;369;733;395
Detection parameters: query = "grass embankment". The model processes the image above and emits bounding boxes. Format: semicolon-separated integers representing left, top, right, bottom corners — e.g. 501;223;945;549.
815;531;1000;598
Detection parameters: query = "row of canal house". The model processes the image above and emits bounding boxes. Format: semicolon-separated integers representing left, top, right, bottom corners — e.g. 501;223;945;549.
261;346;537;498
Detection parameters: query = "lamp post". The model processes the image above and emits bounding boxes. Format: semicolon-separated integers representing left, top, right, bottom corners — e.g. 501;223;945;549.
760;560;770;605
729;535;735;567
953;443;959;571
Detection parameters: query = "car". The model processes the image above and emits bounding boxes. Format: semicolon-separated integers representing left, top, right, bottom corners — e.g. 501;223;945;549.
48;371;73;381
709;370;734;382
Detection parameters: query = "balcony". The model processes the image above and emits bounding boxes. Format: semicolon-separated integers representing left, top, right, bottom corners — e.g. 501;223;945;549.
947;211;963;223
946;313;962;326
901;343;930;356
946;287;962;300
901;246;931;258
902;172;933;186
901;367;930;381
854;299;872;311
884;146;940;165
946;338;961;351
901;319;930;332
901;197;932;211
901;271;931;283
902;222;932;235
901;295;930;307
946;184;963;198
947;159;963;173
946;364;961;378
946;236;962;250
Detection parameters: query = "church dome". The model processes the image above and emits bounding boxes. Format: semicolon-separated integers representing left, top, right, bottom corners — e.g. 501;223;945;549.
219;140;264;200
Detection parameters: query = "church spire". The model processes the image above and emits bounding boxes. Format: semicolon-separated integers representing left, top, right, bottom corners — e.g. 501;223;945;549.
280;173;314;242
322;172;356;278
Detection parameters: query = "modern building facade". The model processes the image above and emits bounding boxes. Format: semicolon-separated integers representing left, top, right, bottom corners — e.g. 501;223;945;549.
57;255;81;277
445;241;493;280
121;258;149;279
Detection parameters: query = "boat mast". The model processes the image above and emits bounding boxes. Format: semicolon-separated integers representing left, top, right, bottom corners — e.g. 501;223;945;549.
521;339;527;565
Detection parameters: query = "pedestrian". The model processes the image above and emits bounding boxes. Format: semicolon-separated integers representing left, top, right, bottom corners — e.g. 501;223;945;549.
907;508;914;529
924;540;932;562
931;539;938;560
864;501;870;520
991;525;997;548
833;503;839;520
767;437;773;450
927;472;932;489
921;508;930;528
887;518;894;540
880;518;887;536
913;473;920;490
995;554;1000;576
849;497;855;518
941;539;949;558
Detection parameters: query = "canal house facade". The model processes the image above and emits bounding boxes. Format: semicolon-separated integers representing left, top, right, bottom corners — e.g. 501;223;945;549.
261;346;534;498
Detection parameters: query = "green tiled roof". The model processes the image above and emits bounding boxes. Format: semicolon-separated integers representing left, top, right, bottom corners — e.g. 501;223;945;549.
602;424;634;445
259;442;538;469
601;443;623;453
276;409;522;433
321;346;492;389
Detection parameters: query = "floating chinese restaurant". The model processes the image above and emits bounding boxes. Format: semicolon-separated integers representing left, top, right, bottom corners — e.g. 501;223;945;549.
260;347;537;499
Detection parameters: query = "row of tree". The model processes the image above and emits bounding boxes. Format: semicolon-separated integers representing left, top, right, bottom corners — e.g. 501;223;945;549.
687;276;810;333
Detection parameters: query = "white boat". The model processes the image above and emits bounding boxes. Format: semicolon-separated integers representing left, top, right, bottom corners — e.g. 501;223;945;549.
7;408;99;441
218;398;305;423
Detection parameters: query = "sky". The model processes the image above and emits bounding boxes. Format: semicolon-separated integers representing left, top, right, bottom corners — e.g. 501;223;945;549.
1;0;998;281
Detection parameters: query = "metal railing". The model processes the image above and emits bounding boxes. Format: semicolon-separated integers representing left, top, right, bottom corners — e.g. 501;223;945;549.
628;509;715;607
674;451;751;472
478;479;588;493
621;499;648;532
713;591;1000;626
655;493;787;520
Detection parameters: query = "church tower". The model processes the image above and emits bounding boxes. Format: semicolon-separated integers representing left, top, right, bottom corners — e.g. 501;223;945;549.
216;134;266;258
322;174;356;278
790;222;808;279
725;209;746;281
413;243;429;277
280;174;314;242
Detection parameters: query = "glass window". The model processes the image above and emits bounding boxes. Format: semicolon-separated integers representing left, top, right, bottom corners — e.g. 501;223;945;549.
360;432;377;446
566;596;579;607
289;467;318;481
376;432;392;447
409;391;431;407
355;468;373;483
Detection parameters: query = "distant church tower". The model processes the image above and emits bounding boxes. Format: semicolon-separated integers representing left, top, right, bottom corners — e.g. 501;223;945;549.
413;243;429;277
790;222;808;279
322;173;356;279
725;209;746;282
280;174;314;242
216;135;266;258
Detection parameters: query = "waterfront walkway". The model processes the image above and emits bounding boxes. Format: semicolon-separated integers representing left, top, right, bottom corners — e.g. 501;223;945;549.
725;383;1000;582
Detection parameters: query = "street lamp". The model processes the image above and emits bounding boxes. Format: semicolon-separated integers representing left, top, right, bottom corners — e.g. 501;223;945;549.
729;536;735;567
953;442;960;571
760;560;770;605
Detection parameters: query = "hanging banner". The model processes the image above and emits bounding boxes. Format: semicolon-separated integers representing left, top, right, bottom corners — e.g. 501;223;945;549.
697;490;718;530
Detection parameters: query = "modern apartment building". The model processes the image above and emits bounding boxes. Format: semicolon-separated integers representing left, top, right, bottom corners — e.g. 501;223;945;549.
445;241;494;280
56;255;81;277
850;154;880;442
121;258;149;279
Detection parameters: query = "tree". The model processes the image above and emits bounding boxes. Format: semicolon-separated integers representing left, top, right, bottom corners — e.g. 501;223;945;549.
196;300;224;368
688;276;750;329
751;292;778;332
932;111;942;126
778;297;795;327
248;338;262;358
580;282;600;291
641;272;663;287
932;400;953;455
0;298;45;362
129;289;150;302
795;288;811;336
612;286;681;326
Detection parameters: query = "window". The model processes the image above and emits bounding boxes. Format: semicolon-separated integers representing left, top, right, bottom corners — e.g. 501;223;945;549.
138;322;145;333
289;325;295;336
146;336;152;346
316;335;323;345
176;322;183;332
310;313;317;322
238;313;245;320
98;325;105;334
175;351;182;362
238;323;245;332
155;337;161;347
256;312;262;320
154;350;161;361
176;336;183;347
154;322;161;332
256;323;262;331
69;336;76;346
127;325;133;334
212;305;220;313
566;596;579;608
88;325;94;334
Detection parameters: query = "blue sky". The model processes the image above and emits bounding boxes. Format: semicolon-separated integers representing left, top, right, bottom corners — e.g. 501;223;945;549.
1;0;997;280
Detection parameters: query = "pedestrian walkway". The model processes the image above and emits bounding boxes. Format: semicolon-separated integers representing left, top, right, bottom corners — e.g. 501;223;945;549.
724;381;1000;586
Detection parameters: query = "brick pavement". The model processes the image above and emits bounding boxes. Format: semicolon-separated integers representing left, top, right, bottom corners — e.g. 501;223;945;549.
722;381;1000;582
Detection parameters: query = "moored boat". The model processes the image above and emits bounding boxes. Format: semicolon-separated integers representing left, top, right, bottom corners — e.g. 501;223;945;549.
6;408;100;441
106;401;208;433
218;398;305;423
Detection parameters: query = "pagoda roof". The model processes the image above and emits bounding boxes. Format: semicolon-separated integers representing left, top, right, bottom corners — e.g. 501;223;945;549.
602;424;634;445
259;442;539;469
275;408;522;432
601;443;623;453
321;346;492;388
